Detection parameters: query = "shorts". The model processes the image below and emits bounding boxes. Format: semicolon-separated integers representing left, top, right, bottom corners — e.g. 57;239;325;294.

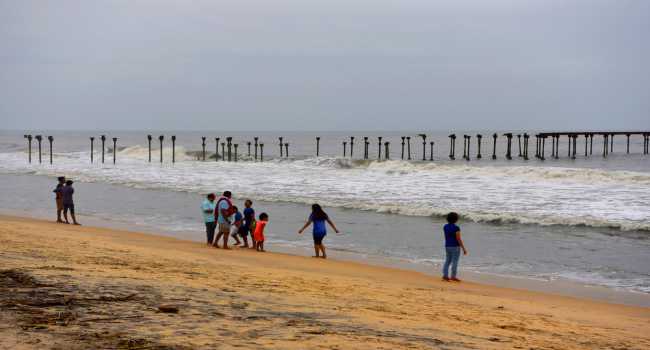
63;203;75;214
218;223;231;234
230;225;239;236
313;233;326;245
238;225;250;237
56;198;63;211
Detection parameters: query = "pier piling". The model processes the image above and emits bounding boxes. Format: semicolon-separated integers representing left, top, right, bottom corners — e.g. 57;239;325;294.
462;135;467;160
492;133;497;160
626;134;630;154
316;137;320;157
350;137;355;158
201;137;206;161
343;141;347;157
406;137;412;160
254;137;259;161
385;142;390;160
215;138;220;161
419;134;427;161
279;137;284;157
476;134;482;159
24;135;32;163
401;137;406;160
378;137;383;160
234;144;239;162
540;136;546;160
505;133;513;160
221;143;226;161
363;137;369;159
610;134;614;153
517;134;522;157
248;141;252;157
429;141;434;161
158;135;164;163
35;135;42;163
449;134;456;160
523;133;529;160
260;143;264;161
227;137;233;161
90;137;94;163
147;135;152;162
172;136;176;163
101;135;106;163
584;134;588;157
112;137;117;164
48;136;53;164
285;143;289;157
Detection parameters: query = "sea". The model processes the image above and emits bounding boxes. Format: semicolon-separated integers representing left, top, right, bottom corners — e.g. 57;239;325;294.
1;130;649;303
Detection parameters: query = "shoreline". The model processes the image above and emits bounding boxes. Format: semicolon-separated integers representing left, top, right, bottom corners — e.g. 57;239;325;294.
3;209;649;307
1;215;649;349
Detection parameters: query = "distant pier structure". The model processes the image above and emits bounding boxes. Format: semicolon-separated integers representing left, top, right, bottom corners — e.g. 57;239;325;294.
21;130;649;165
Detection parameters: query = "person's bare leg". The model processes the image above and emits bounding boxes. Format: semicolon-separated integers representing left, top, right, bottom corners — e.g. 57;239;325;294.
214;232;223;248
320;244;327;259
222;232;230;249
71;212;80;225
250;237;256;249
232;233;241;246
313;245;320;258
63;209;70;224
242;236;249;248
259;241;264;252
56;209;63;223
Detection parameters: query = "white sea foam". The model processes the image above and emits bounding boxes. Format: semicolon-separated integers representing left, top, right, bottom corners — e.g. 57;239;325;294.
1;152;649;232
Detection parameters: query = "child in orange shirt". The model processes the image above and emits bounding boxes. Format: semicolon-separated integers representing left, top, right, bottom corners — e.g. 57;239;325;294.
253;213;268;252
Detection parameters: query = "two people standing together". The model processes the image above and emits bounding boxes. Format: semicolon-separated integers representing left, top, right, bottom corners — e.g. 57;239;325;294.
53;176;80;225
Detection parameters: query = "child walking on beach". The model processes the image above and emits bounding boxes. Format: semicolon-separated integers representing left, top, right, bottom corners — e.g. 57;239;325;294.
253;213;268;252
298;204;339;259
240;200;255;249
442;212;467;282
230;206;243;246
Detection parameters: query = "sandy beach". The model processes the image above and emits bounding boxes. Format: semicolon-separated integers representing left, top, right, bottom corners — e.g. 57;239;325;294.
1;215;648;350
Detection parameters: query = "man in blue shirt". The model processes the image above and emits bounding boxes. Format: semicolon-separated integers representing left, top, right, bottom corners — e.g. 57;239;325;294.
214;191;234;249
201;193;217;245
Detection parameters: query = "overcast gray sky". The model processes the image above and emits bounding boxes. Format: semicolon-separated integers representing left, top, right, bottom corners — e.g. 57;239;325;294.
1;0;649;131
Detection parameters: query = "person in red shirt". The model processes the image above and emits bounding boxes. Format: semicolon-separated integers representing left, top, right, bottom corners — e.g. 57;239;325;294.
253;213;268;252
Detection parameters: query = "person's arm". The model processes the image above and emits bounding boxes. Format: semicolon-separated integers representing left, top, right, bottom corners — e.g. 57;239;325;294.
298;219;313;234
456;231;468;255
220;208;231;223
326;218;340;233
202;203;213;214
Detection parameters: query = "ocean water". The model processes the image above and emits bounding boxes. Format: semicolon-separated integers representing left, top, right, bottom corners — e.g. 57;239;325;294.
1;130;649;296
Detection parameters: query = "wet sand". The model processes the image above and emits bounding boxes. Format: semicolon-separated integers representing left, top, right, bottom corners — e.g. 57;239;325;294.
1;215;649;349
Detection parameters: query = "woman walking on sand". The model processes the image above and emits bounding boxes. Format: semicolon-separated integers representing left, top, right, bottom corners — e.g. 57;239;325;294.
298;204;339;259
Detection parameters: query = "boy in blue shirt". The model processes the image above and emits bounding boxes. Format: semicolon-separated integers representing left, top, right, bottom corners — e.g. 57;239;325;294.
442;212;468;282
201;193;217;245
230;206;243;246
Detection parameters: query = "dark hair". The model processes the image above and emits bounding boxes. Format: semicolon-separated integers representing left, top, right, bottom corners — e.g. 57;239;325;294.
232;206;239;212
223;191;232;198
65;180;73;185
311;204;328;221
57;176;65;182
446;212;459;224
259;212;268;221
207;193;216;199
245;199;252;207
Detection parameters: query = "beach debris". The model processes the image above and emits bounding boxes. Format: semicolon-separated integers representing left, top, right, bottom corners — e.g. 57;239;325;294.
157;304;179;313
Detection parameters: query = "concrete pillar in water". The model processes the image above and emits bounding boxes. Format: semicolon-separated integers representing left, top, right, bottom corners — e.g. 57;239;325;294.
540;136;546;160
419;134;427;161
343;141;347;157
401;137;406;160
492;133;498;160
35;135;42;163
567;135;571;158
384;142;390;160
535;135;540;159
610;134;614;153
378;137;383;160
24;135;32;163
523;133;529;160
279;137;284;157
550;135;555;159
462;135;467;160
429;141;434;161
363;137;369;159
517;134;522;157
171;135;176;163
465;135;471;161
221;143;226;161
158;135;164;163
101;135;106;163
215;138;220;161
406;137;412;160
602;134;608;157
589;134;594;155
90;137;94;163
247;142;252;157
504;133;513;160
448;134;456;160
260;143;264;161
234;144;239;162
112;137;117;164
316;137;320;157
147;135;152;162
476;134;482;159
350;137;355;158
572;135;577;159
227;137;233;161
201;137;206;161
584;134;589;157
284;143;289;157
48;136;53;164
254;137;259;161
626;134;630;154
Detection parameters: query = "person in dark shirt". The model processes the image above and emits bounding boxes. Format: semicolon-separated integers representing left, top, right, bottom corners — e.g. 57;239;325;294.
53;176;66;223
442;212;467;282
61;180;80;225
240;200;255;249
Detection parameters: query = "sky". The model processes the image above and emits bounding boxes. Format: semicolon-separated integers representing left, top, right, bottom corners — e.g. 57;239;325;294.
1;0;649;131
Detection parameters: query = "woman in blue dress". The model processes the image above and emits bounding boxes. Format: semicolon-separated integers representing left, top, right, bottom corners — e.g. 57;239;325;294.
298;204;339;259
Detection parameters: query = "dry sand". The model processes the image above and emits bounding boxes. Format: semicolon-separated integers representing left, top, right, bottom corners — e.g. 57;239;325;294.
0;215;648;350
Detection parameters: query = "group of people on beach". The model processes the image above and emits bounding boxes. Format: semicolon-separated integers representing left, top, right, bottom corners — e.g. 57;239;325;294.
201;191;340;258
200;191;467;281
53;176;80;225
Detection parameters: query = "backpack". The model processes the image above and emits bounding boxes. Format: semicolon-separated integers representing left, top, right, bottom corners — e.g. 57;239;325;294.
216;197;236;218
